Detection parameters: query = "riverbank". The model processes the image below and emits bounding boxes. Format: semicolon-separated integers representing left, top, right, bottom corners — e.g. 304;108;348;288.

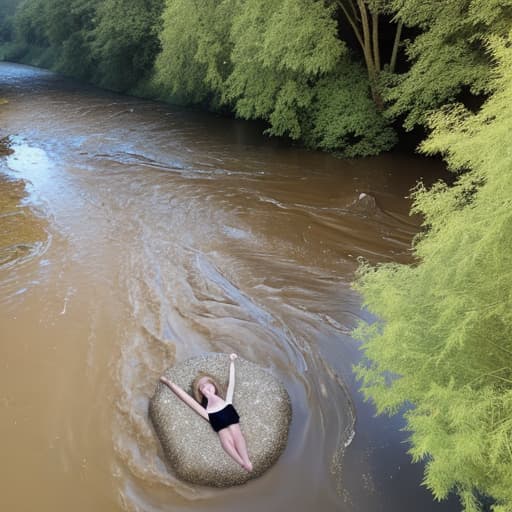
0;164;47;269
0;135;13;155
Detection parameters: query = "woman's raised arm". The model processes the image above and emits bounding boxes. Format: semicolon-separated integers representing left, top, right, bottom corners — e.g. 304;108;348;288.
160;377;209;420
225;354;237;403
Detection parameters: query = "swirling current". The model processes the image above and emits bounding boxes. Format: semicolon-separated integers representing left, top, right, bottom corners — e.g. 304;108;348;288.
0;62;457;512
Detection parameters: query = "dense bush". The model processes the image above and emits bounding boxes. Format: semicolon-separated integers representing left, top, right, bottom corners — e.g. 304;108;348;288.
3;0;509;156
354;35;512;511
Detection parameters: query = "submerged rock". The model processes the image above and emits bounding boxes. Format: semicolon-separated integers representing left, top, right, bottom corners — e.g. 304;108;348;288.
348;192;380;215
356;192;377;210
149;353;291;487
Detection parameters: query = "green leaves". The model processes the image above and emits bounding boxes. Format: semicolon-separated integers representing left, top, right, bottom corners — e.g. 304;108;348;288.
153;0;225;104
7;0;512;157
261;0;342;75
92;0;164;92
151;0;393;155
354;35;512;510
302;60;397;156
385;0;512;129
224;0;343;132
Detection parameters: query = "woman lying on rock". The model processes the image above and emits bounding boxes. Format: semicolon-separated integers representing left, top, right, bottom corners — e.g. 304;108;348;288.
160;353;253;472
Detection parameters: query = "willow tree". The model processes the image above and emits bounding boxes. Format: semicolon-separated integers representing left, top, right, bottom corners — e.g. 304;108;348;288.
152;0;233;105
353;35;512;511
384;0;512;129
223;0;343;137
91;0;164;92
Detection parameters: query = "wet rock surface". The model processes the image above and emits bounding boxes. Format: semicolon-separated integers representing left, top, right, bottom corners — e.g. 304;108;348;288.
149;354;292;487
349;192;380;215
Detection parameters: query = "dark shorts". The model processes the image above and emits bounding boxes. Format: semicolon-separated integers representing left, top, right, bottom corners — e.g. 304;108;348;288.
208;404;240;432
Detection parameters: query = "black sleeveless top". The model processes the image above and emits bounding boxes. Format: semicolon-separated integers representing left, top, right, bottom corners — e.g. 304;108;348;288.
208;404;240;432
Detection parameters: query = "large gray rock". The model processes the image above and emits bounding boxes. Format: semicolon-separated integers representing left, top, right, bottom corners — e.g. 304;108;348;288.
149;354;292;487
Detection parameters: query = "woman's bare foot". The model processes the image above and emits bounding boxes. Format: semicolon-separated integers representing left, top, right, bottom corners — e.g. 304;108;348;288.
242;461;253;472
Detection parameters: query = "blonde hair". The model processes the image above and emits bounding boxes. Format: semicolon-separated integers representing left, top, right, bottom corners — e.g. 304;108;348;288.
191;372;226;406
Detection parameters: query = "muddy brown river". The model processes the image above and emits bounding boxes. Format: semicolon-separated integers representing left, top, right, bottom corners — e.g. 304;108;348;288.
0;62;457;512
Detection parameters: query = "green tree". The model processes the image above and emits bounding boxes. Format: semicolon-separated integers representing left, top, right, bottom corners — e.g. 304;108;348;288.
152;0;235;105
0;0;20;43
44;0;99;79
153;0;395;155
13;0;49;47
333;0;404;110
223;0;342;137
301;59;396;156
225;0;396;154
91;0;164;92
10;0;99;77
353;34;512;511
384;0;512;129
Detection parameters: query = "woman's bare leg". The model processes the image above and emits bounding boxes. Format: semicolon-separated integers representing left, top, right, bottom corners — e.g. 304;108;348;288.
229;424;252;471
218;429;246;469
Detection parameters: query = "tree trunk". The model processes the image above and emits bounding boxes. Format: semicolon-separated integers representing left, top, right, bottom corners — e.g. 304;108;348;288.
372;11;380;73
338;0;384;110
358;0;383;110
390;20;403;73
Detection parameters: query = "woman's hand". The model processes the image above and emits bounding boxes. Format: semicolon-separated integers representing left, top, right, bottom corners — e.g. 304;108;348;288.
229;353;238;361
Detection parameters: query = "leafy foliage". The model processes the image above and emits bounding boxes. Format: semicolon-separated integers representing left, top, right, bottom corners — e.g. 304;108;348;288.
92;0;164;92
354;35;512;511
151;0;394;155
0;0;19;43
302;59;397;156
12;0;99;79
385;0;512;129
9;0;512;155
152;0;231;105
13;0;49;47
8;0;163;90
223;0;342;137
